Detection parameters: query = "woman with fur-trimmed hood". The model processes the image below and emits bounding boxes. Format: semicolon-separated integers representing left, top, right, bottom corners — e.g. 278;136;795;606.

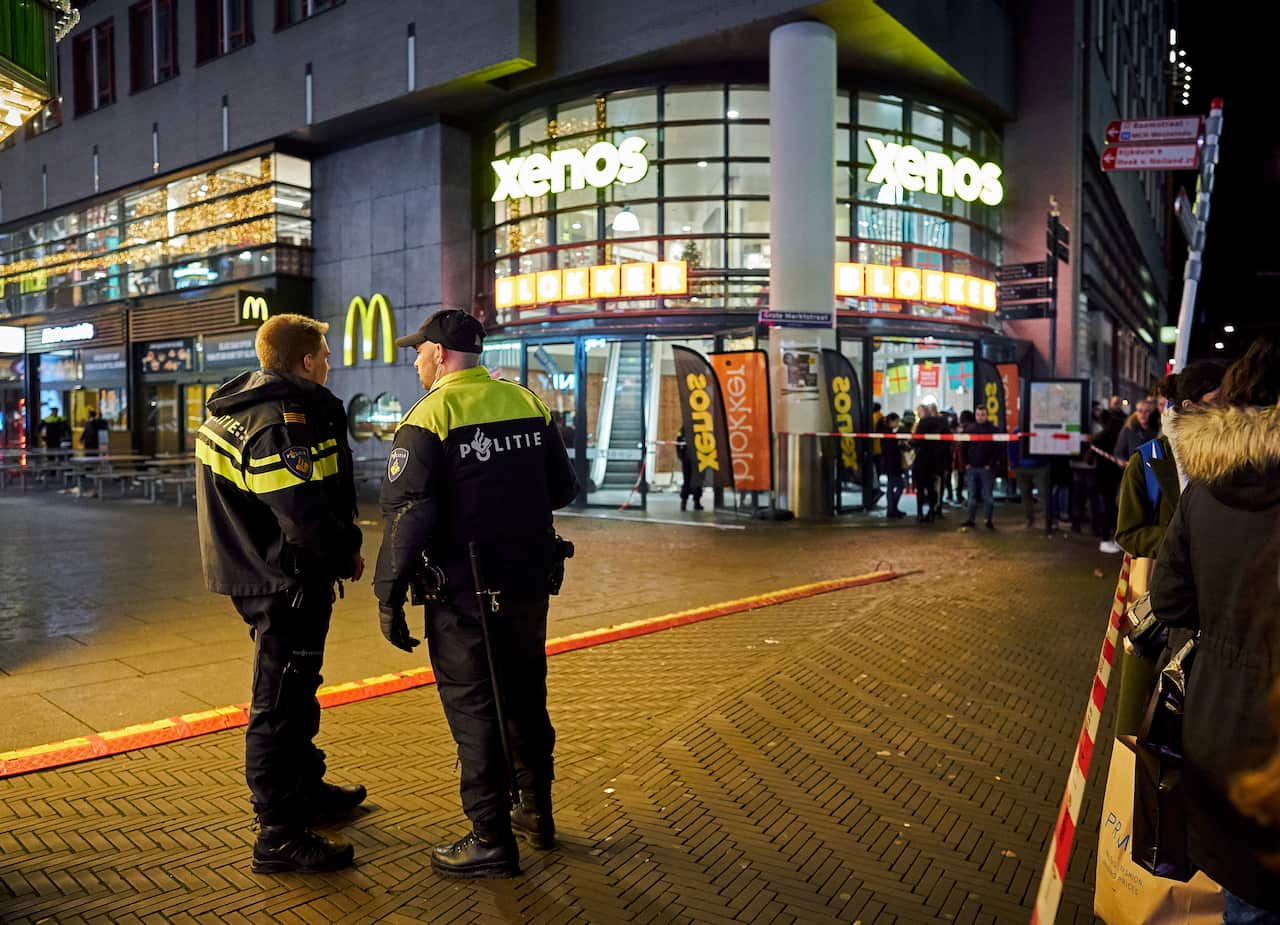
1150;357;1280;917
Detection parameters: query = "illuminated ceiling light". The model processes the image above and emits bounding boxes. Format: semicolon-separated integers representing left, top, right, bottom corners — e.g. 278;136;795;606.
611;206;640;233
697;160;708;167
726;109;739;119
1169;50;1176;63
1169;28;1177;45
239;251;252;260
681;224;692;232
571;222;581;230
1214;341;1225;350
1179;49;1186;56
1224;324;1235;333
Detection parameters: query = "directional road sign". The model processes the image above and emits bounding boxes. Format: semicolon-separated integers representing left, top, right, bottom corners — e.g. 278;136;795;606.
998;281;1052;302
996;261;1048;282
1104;117;1203;145
1101;144;1199;172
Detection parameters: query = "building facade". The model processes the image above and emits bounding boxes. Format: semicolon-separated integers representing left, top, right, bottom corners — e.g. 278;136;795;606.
0;0;1174;509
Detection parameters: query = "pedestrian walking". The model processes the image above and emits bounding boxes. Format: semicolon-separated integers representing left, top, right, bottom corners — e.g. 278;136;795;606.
960;407;998;529
40;405;67;456
675;425;704;511
194;313;367;873
912;404;947;522
372;309;579;879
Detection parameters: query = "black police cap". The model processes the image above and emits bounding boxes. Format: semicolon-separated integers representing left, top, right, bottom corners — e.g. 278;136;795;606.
395;309;485;353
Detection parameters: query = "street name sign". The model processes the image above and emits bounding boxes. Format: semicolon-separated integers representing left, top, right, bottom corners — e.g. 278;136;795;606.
1101;144;1199;172
996;261;1048;282
998;281;1052;302
758;310;834;329
1104;117;1202;145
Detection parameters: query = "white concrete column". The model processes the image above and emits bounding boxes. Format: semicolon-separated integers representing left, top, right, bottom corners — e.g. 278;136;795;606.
768;21;836;517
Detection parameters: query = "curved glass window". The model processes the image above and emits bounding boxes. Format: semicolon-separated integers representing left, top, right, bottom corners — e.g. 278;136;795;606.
481;85;1002;325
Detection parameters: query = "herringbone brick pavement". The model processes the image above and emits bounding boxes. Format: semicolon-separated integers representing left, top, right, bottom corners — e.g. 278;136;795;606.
1;528;1119;924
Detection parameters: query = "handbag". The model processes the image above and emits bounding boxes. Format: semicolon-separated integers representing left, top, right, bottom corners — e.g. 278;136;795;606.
1095;737;1223;924
1132;633;1200;881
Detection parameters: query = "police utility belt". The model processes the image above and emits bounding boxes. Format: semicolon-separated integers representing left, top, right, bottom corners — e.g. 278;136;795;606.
409;535;575;606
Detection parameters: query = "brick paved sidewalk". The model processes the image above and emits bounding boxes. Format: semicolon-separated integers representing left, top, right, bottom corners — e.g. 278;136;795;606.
1;529;1118;924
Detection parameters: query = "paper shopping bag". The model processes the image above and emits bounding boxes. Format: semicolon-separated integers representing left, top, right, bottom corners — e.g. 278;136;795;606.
1094;737;1223;925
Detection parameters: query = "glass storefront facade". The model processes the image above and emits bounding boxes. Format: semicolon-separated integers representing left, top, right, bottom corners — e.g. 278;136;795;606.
482;84;1003;325
0;152;313;318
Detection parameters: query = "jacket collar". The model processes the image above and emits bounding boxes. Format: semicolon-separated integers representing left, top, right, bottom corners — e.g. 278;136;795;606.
433;366;492;390
1167;404;1280;509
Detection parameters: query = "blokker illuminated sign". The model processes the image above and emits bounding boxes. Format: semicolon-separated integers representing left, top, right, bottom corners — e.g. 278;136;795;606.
41;323;96;345
492;136;650;203
496;260;688;309
865;139;1004;207
835;263;997;312
344;294;396;366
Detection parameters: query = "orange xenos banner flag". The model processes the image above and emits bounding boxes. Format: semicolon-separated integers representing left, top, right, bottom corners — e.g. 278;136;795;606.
710;351;773;492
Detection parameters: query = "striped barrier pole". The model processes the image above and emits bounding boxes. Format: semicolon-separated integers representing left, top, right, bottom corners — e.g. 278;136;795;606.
1030;553;1132;925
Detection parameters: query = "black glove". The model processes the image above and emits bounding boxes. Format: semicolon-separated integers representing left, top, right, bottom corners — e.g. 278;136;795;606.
379;604;419;653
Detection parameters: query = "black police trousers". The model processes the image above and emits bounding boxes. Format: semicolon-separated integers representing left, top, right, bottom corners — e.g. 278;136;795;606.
425;591;556;837
232;580;334;825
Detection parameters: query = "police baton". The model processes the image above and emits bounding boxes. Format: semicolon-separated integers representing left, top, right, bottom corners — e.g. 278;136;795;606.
467;541;520;808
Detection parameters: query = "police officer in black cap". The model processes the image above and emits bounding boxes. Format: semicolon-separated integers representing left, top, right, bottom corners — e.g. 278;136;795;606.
373;309;579;878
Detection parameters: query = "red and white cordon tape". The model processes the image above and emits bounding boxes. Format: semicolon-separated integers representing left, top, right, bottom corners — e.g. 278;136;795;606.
1029;553;1132;925
774;430;1076;442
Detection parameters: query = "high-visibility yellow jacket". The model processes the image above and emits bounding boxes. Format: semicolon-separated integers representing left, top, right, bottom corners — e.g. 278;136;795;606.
373;366;579;608
195;369;362;596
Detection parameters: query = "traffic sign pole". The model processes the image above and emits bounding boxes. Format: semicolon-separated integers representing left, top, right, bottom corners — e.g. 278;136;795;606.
1173;98;1223;371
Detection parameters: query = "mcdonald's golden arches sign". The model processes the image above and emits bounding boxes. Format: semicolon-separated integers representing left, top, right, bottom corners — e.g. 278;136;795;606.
344;294;396;366
238;290;271;327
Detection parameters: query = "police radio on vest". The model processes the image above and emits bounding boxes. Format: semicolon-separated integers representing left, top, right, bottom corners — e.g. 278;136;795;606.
492;137;650;202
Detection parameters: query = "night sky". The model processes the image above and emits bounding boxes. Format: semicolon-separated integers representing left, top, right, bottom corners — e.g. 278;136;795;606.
1173;4;1277;360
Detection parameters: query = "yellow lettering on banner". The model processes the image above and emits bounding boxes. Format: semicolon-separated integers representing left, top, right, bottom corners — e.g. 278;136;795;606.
563;267;590;300
835;263;864;297
536;270;563;303
831;375;857;469
922;270;946;303
590;265;620;299
894;267;922;301
620;262;652;297
867;265;894;298
685;372;719;473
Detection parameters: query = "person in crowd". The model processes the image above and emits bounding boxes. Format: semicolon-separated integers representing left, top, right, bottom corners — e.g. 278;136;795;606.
1115;361;1226;559
373;309;579;878
194;314;366;873
953;409;974;505
551;411;575;453
675;425;704;511
1050;455;1072;526
940;411;957;504
870;401;883;487
40;405;67;455
1069;407;1105;538
1150;338;1280;923
80;410;102;452
1093;401;1128;552
1114;398;1159;462
960;407;998;529
880;412;906;519
912;404;945;522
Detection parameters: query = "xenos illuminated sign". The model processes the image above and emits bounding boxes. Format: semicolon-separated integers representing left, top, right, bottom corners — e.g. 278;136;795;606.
865;139;1004;207
344;294;395;366
492;136;649;203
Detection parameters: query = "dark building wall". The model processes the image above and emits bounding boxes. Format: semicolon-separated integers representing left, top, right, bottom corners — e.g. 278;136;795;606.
999;0;1077;377
312;122;472;454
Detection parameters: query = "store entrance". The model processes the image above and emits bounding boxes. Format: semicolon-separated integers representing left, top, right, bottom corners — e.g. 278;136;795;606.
142;381;219;456
583;338;647;508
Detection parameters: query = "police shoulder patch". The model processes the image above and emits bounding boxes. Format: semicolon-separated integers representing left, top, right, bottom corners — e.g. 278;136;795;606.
388;447;409;482
281;445;312;479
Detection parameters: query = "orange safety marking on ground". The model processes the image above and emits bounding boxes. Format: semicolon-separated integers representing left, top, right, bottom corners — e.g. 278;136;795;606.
0;570;898;778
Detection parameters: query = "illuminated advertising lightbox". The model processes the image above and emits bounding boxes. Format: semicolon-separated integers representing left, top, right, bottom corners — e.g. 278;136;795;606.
492;136;650;203
865;139;1004;207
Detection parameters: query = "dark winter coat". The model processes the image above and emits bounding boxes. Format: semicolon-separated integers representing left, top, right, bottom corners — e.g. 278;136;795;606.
1150;404;1280;911
963;421;1000;469
1114;420;1159;463
880;424;903;475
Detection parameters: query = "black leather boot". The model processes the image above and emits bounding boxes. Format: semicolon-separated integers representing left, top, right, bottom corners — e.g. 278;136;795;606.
431;829;519;879
252;823;354;874
511;788;554;849
304;781;368;824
